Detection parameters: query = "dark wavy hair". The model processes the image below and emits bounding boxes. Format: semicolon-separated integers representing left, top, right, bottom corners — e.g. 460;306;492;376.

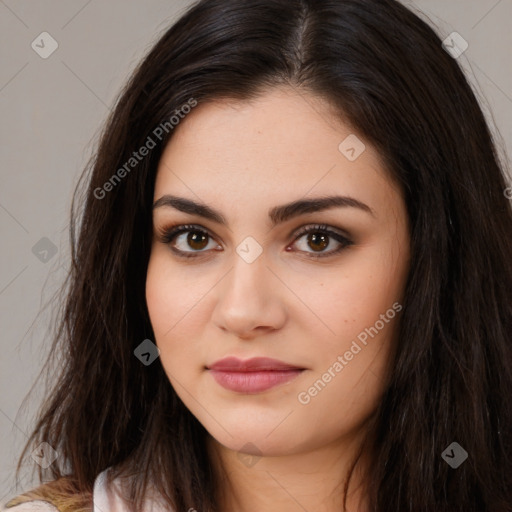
9;0;512;511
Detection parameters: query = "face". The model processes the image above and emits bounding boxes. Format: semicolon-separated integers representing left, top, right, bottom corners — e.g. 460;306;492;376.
146;86;410;458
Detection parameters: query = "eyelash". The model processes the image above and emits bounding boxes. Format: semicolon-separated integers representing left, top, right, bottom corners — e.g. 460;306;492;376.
156;223;353;260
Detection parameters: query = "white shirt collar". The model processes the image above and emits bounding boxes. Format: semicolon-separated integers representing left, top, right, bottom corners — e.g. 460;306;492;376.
92;468;170;512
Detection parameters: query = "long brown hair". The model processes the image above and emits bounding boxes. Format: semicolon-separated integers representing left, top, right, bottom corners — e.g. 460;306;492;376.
8;0;512;511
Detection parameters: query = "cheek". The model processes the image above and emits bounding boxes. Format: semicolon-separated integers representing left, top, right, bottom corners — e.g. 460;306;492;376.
145;256;174;337
145;249;207;338
300;249;406;345
145;253;191;371
295;242;407;410
294;276;401;440
145;250;213;382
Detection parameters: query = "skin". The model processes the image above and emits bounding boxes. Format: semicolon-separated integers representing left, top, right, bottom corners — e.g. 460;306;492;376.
146;86;410;512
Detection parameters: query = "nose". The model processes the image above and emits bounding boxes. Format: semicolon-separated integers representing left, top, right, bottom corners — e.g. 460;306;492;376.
211;253;287;340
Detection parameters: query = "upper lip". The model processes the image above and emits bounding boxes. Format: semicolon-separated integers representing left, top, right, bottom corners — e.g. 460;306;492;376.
207;357;304;371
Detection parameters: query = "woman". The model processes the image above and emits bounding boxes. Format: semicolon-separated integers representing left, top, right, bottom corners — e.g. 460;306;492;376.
3;0;512;511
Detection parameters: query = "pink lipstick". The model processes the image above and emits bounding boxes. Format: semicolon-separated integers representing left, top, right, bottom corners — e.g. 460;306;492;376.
207;357;305;393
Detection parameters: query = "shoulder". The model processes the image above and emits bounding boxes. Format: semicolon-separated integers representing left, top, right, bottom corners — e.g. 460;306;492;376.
1;471;97;512
1;501;58;511
3;468;169;512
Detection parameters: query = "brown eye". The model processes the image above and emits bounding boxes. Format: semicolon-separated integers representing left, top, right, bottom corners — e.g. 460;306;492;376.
290;224;353;258
158;224;220;258
186;231;209;251
305;232;329;252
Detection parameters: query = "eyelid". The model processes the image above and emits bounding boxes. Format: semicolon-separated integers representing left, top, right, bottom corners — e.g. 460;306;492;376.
291;223;351;243
155;223;214;245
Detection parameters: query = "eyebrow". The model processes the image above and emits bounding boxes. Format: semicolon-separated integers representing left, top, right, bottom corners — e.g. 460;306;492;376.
152;194;376;227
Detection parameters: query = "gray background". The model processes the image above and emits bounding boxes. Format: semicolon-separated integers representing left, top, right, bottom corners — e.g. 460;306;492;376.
1;0;511;503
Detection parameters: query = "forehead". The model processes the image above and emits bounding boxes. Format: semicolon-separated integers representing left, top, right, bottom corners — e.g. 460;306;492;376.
153;87;400;222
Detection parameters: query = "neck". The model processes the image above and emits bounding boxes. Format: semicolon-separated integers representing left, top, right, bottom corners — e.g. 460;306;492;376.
207;431;372;512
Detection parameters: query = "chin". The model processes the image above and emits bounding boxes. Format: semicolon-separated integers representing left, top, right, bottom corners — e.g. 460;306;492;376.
203;418;308;457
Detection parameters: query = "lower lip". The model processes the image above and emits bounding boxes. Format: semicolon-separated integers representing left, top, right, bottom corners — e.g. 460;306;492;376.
208;369;304;393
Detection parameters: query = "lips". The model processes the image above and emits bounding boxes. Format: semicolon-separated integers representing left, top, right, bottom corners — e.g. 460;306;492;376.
208;356;304;372
207;357;305;393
